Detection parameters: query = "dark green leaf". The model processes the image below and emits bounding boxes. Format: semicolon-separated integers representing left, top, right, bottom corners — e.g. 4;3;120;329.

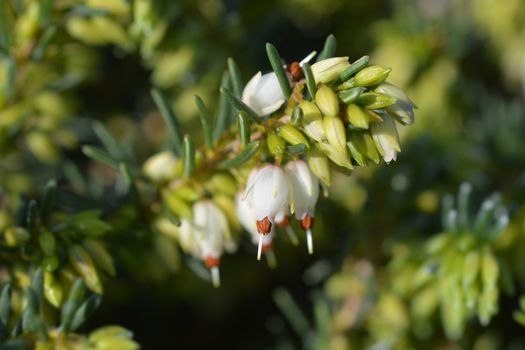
227;58;243;98
82;145;119;169
219;141;260;169
0;283;11;325
291;105;303;126
60;279;86;332
302;62;316;99
266;43;291;99
194;95;213;149
151;88;183;156
331;55;369;87
220;87;260;122
183;135;195;178
40;179;57;224
71;294;102;331
237;112;251;147
213;72;232;143
286;144;307;155
316;34;337;62
93;121;125;160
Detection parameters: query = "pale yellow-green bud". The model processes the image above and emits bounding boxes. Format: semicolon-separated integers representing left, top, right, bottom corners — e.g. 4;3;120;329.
481;248;499;288
91;16;134;51
33;91;71;120
14;2;39;44
310;57;350;84
462;251;480;288
323;115;346;152
66;17;106;45
68;245;103;294
370;115;400;163
411;286;438;319
172;185;200;202
90;326;133;342
93;337;140;350
307;146;332;187
4;227;30;247
214;195;240;233
86;0;130;16
318;142;353;170
44;271;63;308
425;233;450;255
162;189;192;218
207;173;238;196
267;133;286;158
83;239;116;277
299;100;325;143
143;151;178;182
279;125;309;148
26;132;59;163
354;65;391;87
478;286;498;325
356;92;397;109
345;104;383;129
315;85;339;116
38;232;56;256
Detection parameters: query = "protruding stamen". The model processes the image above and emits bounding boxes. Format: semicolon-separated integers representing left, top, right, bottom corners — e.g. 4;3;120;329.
211;266;220;288
306;229;314;255
285;226;299;246
300;51;317;66
257;234;263;261
265;250;277;269
256;216;272;234
205;256;220;269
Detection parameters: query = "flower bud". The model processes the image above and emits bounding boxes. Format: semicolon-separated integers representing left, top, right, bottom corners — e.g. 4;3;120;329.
315;85;339;116
356;92;397;109
481;248;499;288
207;173;238;196
318;142;353;169
4;227;30;247
39;232;56;256
345;104;383;129
370;115;401;163
279;125;309;148
323;115;347;152
299;100;326;143
163;190;192;218
243;165;289;233
354;65;391;87
242;71;286;116
347;131;380;165
68;245;103;294
44;271;63;308
307;146;332;186
375;82;416;125
311;57;350;84
267;133;286;158
67;17;106;45
82;239;116;277
143;151;178;182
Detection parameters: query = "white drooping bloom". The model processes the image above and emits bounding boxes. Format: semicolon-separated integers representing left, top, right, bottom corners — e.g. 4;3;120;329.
310;57;350;84
370;115;401;164
193;200;231;287
285;160;320;254
243;165;289;233
375;82;416;125
242;71;286;116
143;151;178;182
236;192;276;262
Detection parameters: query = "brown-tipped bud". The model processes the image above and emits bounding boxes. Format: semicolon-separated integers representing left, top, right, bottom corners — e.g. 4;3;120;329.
205;256;221;268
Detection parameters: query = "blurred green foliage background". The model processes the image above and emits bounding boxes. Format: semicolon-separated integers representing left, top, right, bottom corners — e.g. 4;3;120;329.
1;0;525;349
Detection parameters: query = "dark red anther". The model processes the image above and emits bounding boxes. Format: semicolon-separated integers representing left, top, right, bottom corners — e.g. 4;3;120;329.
261;242;273;253
289;62;302;81
276;216;290;228
256;216;272;234
205;256;220;268
300;215;314;230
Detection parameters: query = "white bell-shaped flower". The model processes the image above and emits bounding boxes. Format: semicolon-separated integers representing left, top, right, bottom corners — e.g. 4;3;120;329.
242;71;286;116
285;160;320;254
370;114;401;164
243;165;289;235
143;151;178;182
236;192;277;265
193;200;230;287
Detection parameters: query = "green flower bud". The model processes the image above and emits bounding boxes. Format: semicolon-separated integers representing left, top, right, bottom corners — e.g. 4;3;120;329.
307;146;332;186
94;337;140;350
83;239;116;277
267;133;286;158
354;65;391;87
44;271;63;308
323;115;346;151
89;326;133;342
318;142;353;170
462;251;480;288
346;104;383;129
67;17;106;45
279;125;309;148
163;190;192;218
315;85;339;116
207;173;238;196
299;100;325;143
172;185;200;202
4;227;30;247
42;255;59;272
68;245;103;294
310;57;350;84
481;248;499;288
356;92;397;109
26;132;59;163
143;151;178;182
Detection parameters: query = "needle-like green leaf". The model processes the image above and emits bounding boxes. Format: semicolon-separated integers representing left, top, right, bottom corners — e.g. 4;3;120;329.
151;88;183;157
266;43;291;99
